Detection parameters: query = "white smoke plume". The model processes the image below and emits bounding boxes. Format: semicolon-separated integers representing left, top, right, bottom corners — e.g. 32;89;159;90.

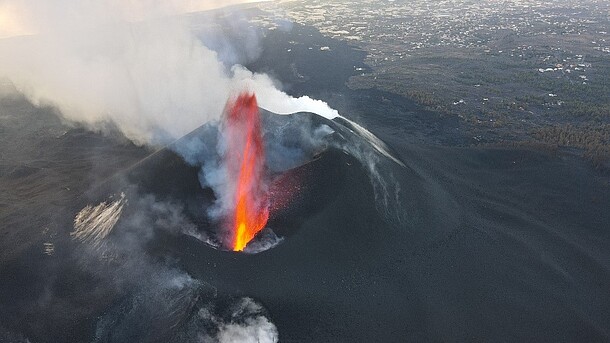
0;0;337;147
184;297;278;343
0;1;403;230
216;298;278;343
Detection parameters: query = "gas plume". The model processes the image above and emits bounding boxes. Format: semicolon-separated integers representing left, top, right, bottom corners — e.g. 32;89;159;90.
0;0;337;147
0;0;404;243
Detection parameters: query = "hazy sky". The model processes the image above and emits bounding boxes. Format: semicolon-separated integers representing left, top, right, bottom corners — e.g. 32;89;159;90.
0;0;272;39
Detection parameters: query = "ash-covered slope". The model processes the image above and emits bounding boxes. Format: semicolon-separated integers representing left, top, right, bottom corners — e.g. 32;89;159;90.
1;107;609;342
160;145;610;342
78;109;344;243
81;110;610;342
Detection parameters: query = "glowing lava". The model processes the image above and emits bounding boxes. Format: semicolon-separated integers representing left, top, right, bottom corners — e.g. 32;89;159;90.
224;92;269;251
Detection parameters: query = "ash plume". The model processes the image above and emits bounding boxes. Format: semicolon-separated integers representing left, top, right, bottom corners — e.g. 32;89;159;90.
176;297;279;343
0;0;336;146
0;0;403;229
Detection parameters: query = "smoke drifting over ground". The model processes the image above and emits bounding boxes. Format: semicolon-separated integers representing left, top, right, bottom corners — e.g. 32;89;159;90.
66;189;278;343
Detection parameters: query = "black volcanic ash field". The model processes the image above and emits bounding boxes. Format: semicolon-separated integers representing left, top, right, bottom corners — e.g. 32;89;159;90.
1;15;610;343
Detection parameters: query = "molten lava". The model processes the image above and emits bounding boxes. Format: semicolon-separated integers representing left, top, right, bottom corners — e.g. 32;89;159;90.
224;92;269;251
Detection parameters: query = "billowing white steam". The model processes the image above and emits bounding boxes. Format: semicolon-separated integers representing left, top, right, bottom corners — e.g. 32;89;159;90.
231;66;339;119
192;297;279;343
216;298;278;343
0;0;337;146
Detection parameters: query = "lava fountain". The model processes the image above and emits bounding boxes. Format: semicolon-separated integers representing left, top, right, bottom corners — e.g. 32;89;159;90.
223;92;269;251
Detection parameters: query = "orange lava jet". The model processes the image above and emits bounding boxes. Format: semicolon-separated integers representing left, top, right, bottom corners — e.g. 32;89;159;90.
224;92;269;251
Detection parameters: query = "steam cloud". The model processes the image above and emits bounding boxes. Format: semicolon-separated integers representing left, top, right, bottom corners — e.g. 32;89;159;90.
0;0;338;146
183;297;279;343
0;0;401;227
